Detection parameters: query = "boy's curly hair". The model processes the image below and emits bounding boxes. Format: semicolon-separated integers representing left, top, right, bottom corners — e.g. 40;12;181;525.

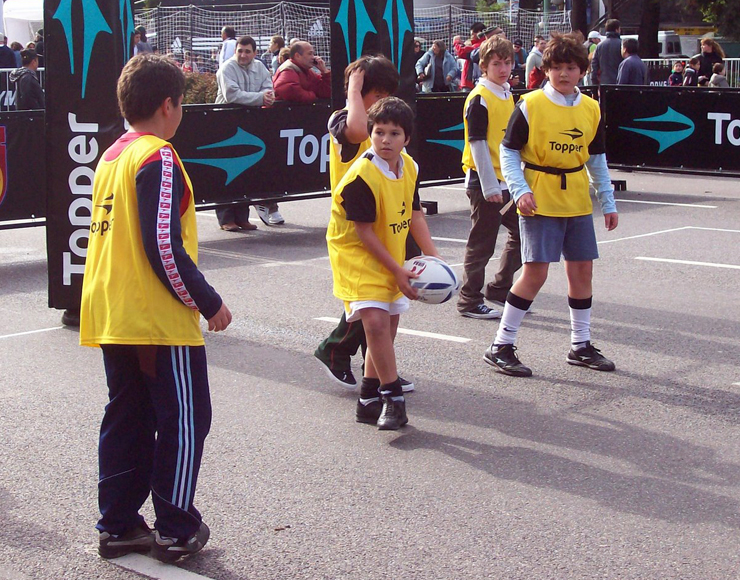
541;32;589;73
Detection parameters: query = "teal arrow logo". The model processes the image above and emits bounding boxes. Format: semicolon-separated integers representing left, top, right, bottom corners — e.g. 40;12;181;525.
382;0;412;72
53;0;113;99
619;107;695;154
183;128;266;185
428;122;464;152
335;0;377;63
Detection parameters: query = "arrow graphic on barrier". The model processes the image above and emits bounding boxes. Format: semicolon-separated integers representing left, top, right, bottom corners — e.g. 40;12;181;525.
335;0;377;63
427;122;465;152
382;0;412;72
183;128;266;186
619;107;695;154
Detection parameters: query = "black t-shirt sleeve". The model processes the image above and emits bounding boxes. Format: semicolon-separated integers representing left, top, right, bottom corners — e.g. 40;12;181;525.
466;95;488;142
329;109;362;162
588;116;607;155
501;102;529;150
412;173;421;211
340;175;376;222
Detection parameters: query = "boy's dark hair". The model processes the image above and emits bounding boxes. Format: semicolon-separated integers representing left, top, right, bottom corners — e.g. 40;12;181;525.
541;33;589;73
343;55;399;97
117;54;185;125
712;62;725;74
622;38;638;55
479;36;514;70
470;22;486;36
605;19;620;33
367;96;414;139
688;56;700;66
20;48;38;66
237;35;256;52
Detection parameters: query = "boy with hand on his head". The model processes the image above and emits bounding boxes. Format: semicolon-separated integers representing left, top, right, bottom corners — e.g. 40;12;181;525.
327;97;440;429
315;56;415;394
487;33;618;377
458;35;522;320
80;54;231;562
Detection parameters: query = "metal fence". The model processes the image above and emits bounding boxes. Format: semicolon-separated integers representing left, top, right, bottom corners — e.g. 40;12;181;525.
134;3;572;69
643;58;740;88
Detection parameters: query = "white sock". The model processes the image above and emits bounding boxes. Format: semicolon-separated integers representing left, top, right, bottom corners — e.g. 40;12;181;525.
569;297;592;346
494;294;532;345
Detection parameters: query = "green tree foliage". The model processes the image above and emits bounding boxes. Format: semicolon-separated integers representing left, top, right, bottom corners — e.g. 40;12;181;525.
684;0;740;39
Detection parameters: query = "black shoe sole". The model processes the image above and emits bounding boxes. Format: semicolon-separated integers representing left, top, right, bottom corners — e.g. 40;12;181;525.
566;357;616;371
460;311;501;319
99;540;152;559
377;417;408;430
483;354;533;377
356;415;380;425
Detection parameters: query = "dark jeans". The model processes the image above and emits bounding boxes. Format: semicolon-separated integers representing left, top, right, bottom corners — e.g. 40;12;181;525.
216;202;278;226
457;188;522;311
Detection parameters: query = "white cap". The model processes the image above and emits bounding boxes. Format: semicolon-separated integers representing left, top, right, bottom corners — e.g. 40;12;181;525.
588;31;601;40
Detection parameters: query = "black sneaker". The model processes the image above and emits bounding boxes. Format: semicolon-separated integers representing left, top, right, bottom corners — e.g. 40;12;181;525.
483;344;532;377
377;395;408;430
356;397;383;424
399;377;415;392
98;522;153;559
152;521;210;563
566;342;615;371
315;354;357;389
460;304;502;319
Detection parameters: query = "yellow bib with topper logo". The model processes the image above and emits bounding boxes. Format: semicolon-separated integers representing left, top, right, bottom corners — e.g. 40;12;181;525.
461;84;514;181
327;151;417;303
80;134;203;347
520;90;601;217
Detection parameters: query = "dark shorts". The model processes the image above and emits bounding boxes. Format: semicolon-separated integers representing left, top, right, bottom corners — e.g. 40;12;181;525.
520;214;599;263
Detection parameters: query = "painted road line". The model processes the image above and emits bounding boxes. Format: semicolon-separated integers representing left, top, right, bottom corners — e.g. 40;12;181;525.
434;186;467;191
112;554;215;580
634;257;740;270
616;199;717;208
261;256;329;268
598;226;692;245
688;226;740;234
0;326;64;340
432;236;468;243
314;317;471;343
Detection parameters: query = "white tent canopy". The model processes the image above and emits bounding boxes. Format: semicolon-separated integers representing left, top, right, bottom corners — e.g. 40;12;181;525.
3;0;44;47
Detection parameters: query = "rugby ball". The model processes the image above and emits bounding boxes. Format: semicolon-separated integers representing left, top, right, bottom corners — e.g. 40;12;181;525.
403;256;461;304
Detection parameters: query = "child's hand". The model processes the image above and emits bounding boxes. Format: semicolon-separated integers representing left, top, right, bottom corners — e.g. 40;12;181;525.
604;212;618;231
395;268;419;300
208;302;232;332
348;68;364;94
516;193;537;216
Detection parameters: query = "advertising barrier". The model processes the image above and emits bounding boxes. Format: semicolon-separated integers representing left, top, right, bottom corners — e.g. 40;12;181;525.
0;110;46;226
602;85;740;175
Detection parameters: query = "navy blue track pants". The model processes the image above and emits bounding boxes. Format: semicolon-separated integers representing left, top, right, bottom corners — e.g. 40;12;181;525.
97;344;211;539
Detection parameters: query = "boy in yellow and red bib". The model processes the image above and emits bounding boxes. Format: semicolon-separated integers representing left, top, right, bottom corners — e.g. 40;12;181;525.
486;33;618;377
80;54;231;562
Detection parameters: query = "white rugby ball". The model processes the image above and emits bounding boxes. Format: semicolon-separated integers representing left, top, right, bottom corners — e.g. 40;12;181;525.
403;256;461;304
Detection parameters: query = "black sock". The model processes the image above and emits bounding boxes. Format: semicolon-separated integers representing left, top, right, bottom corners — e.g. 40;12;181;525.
360;377;381;399
379;378;403;398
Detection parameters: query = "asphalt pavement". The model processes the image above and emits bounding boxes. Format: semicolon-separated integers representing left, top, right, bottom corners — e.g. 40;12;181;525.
1;169;739;579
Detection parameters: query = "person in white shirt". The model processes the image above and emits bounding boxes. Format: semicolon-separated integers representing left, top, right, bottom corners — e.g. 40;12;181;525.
218;26;237;67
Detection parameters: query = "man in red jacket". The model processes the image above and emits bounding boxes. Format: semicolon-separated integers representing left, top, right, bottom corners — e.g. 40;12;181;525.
454;22;485;91
273;41;331;103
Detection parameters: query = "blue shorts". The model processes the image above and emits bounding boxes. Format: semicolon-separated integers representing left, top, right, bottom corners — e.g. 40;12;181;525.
520;214;599;263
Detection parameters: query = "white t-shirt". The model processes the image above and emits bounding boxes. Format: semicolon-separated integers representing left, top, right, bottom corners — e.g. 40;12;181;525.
219;38;237;65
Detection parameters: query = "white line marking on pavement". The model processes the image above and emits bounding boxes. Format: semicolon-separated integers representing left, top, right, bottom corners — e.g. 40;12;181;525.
634;257;740;270
261;256;329;268
0;326;64;340
733;383;740;386
433;186;467;191
688;226;740;234
314;317;471;343
616;199;717;208
112;554;216;580
432;236;468;243
598;226;692;245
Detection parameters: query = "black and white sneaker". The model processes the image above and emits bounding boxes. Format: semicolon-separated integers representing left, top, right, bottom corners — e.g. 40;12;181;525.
152;521;210;563
377;395;408;430
98;522;153;559
315;355;357;389
483;344;532;377
460;304;502;319
566;342;615;371
356;397;383;424
399;377;415;392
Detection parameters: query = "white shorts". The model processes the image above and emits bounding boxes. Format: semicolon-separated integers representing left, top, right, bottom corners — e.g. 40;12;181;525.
345;296;410;323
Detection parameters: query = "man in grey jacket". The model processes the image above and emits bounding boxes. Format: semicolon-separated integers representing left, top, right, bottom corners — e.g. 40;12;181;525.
591;19;623;86
617;38;647;85
215;36;283;229
10;49;45;110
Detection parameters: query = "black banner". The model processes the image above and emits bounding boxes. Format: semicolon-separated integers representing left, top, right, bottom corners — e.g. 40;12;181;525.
602;85;740;175
0;111;46;225
171;101;333;202
330;0;416;111
44;0;135;309
415;93;466;182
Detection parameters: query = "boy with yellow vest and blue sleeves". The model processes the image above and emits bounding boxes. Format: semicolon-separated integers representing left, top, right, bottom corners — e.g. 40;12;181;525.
80;54;231;561
458;35;522;320
486;33;618;377
327;97;439;429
